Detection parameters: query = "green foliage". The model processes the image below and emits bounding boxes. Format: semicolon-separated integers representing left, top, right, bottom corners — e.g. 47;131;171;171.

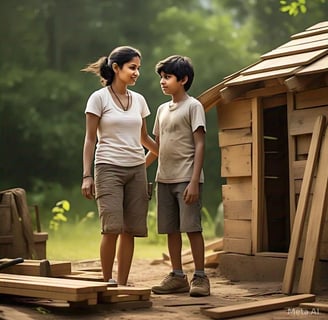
280;0;307;16
49;199;95;231
280;0;327;16
49;200;70;231
2;0;328;226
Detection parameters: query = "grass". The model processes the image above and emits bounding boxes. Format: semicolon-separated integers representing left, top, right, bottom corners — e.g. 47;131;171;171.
46;222;217;261
46;221;169;261
45;203;219;261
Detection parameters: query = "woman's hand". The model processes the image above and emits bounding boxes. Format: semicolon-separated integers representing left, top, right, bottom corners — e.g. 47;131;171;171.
81;176;95;199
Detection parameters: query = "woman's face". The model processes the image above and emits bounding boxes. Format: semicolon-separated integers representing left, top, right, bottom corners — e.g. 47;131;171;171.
117;56;141;86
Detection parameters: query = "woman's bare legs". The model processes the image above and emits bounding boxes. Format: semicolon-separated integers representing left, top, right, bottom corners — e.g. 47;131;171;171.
117;232;134;285
100;233;118;282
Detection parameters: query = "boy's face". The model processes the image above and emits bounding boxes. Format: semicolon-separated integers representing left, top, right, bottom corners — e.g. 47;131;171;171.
159;71;184;96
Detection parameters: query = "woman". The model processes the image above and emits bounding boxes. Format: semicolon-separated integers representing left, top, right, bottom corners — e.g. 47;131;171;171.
81;46;157;285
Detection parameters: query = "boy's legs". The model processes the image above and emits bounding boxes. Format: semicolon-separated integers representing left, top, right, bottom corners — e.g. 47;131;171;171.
152;183;190;294
187;231;210;296
168;232;183;271
187;231;205;271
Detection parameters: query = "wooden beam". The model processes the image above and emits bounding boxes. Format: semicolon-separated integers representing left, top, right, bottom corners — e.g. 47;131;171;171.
300;302;328;313
251;97;264;253
200;294;315;319
284;74;321;92
282;115;325;294
298;124;328;294
220;83;256;103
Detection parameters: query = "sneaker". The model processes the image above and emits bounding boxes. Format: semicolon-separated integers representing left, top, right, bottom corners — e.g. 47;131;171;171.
189;274;210;297
107;279;118;287
152;272;190;294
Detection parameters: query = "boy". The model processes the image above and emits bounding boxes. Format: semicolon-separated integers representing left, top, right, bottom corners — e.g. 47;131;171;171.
147;55;210;297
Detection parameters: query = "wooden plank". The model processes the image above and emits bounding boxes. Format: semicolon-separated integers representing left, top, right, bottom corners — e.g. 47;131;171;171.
297;125;328;294
221;144;252;177
219;128;252;147
223;200;252;220
251;97;264;254
300;302;328;313
225;67;299;86
287;92;297;227
296;134;312;157
0;286;98;304
262;93;287;109
200;294;315;319
222;180;252;201
217;99;251;130
224;220;251;239
284;73;323;92
242;49;328;75
204;251;224;268
289;106;328;136
62;271;104;281
291;26;328;39
245;85;286;98
0;259;71;277
261;39;328;59
295;87;328;109
282;115;325;295
292;160;307;179
223;238;252;255
0;273;108;293
279;32;328;49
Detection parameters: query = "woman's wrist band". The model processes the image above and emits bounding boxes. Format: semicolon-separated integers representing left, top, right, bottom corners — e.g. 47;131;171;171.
83;175;93;179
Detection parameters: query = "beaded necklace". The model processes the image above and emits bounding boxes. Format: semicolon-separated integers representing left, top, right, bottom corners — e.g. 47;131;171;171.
110;86;131;111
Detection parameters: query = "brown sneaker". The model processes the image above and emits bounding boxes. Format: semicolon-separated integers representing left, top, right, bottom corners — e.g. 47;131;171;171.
189;274;210;297
152;272;190;294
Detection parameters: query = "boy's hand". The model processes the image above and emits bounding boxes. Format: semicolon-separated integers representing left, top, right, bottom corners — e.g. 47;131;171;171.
183;181;199;204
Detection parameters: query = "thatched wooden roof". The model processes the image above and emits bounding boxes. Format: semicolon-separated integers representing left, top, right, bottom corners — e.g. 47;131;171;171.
198;21;328;112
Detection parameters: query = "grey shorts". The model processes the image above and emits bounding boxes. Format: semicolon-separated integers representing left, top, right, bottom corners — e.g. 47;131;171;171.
156;182;203;234
95;163;148;236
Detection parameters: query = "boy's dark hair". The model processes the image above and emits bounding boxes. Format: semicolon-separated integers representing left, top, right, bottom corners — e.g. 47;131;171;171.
155;55;194;91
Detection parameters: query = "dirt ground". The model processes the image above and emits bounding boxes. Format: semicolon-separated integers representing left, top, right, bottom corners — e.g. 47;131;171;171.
1;258;328;320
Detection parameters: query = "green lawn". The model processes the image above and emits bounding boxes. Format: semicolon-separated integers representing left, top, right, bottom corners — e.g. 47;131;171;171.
46;222;168;261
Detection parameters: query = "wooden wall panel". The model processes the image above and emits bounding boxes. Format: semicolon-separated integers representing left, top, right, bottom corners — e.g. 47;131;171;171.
221;144;252;177
295;87;328;109
296;134;311;159
217;100;252;130
224;219;252;239
222;180;252;201
223;200;252;220
289;105;328;135
219;128;252;147
223;238;252;255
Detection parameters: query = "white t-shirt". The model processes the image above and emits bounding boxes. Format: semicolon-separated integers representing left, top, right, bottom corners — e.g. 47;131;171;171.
153;96;206;183
85;86;150;167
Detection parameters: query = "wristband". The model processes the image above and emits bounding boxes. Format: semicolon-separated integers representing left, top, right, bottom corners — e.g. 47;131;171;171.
83;175;93;179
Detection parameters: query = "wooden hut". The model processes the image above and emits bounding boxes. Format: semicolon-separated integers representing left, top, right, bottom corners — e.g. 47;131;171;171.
198;21;328;283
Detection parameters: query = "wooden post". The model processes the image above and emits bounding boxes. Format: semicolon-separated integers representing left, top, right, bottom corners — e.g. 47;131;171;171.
298;123;328;293
282;115;325;294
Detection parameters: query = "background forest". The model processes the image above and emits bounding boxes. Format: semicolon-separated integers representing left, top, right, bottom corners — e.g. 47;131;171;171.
1;0;327;235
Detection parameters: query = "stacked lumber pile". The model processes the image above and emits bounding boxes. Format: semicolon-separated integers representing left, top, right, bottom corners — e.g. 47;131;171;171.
0;259;152;309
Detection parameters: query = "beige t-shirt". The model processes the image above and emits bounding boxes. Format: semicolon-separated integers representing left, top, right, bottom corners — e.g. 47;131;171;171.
85;87;150;167
153;96;206;183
